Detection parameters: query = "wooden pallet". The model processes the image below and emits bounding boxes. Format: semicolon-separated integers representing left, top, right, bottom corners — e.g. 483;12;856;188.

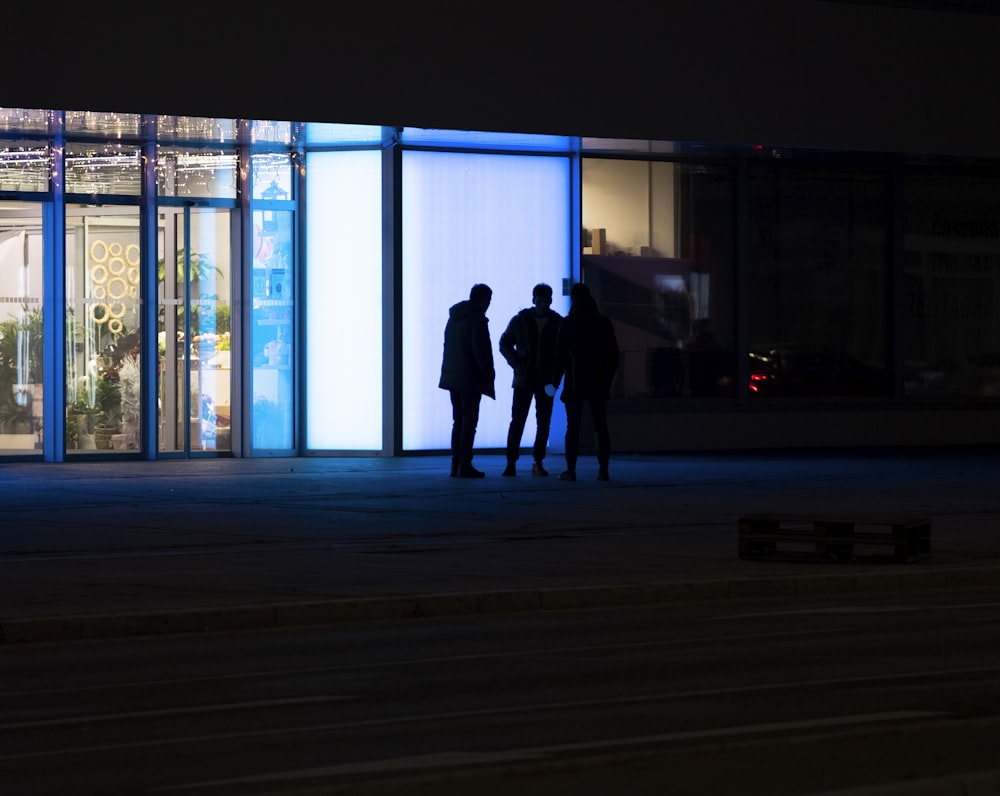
738;514;931;563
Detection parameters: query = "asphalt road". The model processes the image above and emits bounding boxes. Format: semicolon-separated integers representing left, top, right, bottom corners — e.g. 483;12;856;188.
2;582;1000;795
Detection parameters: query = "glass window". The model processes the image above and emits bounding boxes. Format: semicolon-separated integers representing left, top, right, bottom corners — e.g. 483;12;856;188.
305;123;384;146
65;142;142;195
250;120;294;146
64;111;142;137
747;166;890;397
0;202;44;455
305;150;383;450
157;115;237;143
156;146;238;199
582;158;736;399
65;206;142;453
251;208;294;449
401;150;571;451
251;153;294;201
0;140;50;192
904;170;1000;398
0;108;52;134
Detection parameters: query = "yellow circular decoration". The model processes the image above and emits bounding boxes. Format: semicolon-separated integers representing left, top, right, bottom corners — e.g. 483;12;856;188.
92;303;109;324
108;301;126;319
127;266;139;284
90;264;108;284
92;285;107;300
128;285;138;299
107;276;128;299
108;241;123;257
125;244;140;267
89;239;108;263
108;256;125;275
108;318;123;334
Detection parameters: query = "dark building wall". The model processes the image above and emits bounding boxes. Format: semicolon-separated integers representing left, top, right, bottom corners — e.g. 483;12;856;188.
5;1;1000;157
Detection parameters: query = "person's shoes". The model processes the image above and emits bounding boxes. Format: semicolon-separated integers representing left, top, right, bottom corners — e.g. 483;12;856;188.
502;463;516;477
559;470;576;482
531;462;548;477
597;468;610;481
457;466;486;478
450;459;459;477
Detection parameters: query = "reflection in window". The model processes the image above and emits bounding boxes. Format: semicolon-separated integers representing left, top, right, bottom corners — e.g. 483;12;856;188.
65;143;142;195
582;159;736;399
156;147;238;199
0;107;52;134
0;140;50;192
157;116;237;143
747;167;890;397
904;172;1000;398
64;111;142;137
251;152;294;201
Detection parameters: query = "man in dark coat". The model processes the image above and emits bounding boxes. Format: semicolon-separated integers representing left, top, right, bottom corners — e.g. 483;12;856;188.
551;282;620;482
439;283;495;478
498;283;562;477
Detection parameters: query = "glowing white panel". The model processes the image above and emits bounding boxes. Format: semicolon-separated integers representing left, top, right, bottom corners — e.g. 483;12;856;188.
402;151;571;452
305;151;382;449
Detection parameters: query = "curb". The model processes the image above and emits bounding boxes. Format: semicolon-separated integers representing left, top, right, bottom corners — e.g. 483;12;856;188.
2;565;998;645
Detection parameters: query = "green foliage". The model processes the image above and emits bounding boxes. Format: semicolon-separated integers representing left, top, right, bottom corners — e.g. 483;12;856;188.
94;371;122;428
157;250;221;284
0;307;44;389
0;395;32;433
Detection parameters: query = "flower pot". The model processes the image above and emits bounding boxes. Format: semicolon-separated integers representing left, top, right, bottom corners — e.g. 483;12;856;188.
94;426;115;449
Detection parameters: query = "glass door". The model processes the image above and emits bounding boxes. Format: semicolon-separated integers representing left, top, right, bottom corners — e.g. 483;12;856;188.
158;207;233;454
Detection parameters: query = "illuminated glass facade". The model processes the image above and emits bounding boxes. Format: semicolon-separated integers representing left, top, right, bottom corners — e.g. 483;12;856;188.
1;109;999;462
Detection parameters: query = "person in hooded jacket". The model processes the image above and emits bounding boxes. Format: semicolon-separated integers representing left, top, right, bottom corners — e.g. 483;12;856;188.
439;283;496;478
498;283;562;477
550;282;620;482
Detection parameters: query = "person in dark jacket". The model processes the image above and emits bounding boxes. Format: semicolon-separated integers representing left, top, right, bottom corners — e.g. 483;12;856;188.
498;283;563;477
438;283;496;478
551;282;620;482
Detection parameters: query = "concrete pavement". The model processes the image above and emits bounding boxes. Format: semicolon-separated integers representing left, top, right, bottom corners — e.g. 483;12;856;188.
2;448;999;644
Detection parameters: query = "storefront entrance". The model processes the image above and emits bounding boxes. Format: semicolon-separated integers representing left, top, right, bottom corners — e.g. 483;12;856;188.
158;206;235;455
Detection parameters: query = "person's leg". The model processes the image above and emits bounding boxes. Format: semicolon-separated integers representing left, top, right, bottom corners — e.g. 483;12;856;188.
532;387;554;474
504;387;532;475
449;391;462;476
457;391;484;477
591;397;611;480
562;398;582;480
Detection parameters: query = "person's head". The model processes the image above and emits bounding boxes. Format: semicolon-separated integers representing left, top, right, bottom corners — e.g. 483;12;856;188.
569;282;591;305
531;283;553;314
470;283;492;312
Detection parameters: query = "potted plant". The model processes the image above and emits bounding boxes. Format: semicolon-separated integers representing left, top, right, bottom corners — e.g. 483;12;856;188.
93;369;122;448
66;396;96;449
0;306;43;409
0;394;33;434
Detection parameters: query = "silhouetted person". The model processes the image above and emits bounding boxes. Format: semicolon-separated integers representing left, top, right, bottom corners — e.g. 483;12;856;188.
551;282;620;482
499;283;562;477
439;283;495;478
